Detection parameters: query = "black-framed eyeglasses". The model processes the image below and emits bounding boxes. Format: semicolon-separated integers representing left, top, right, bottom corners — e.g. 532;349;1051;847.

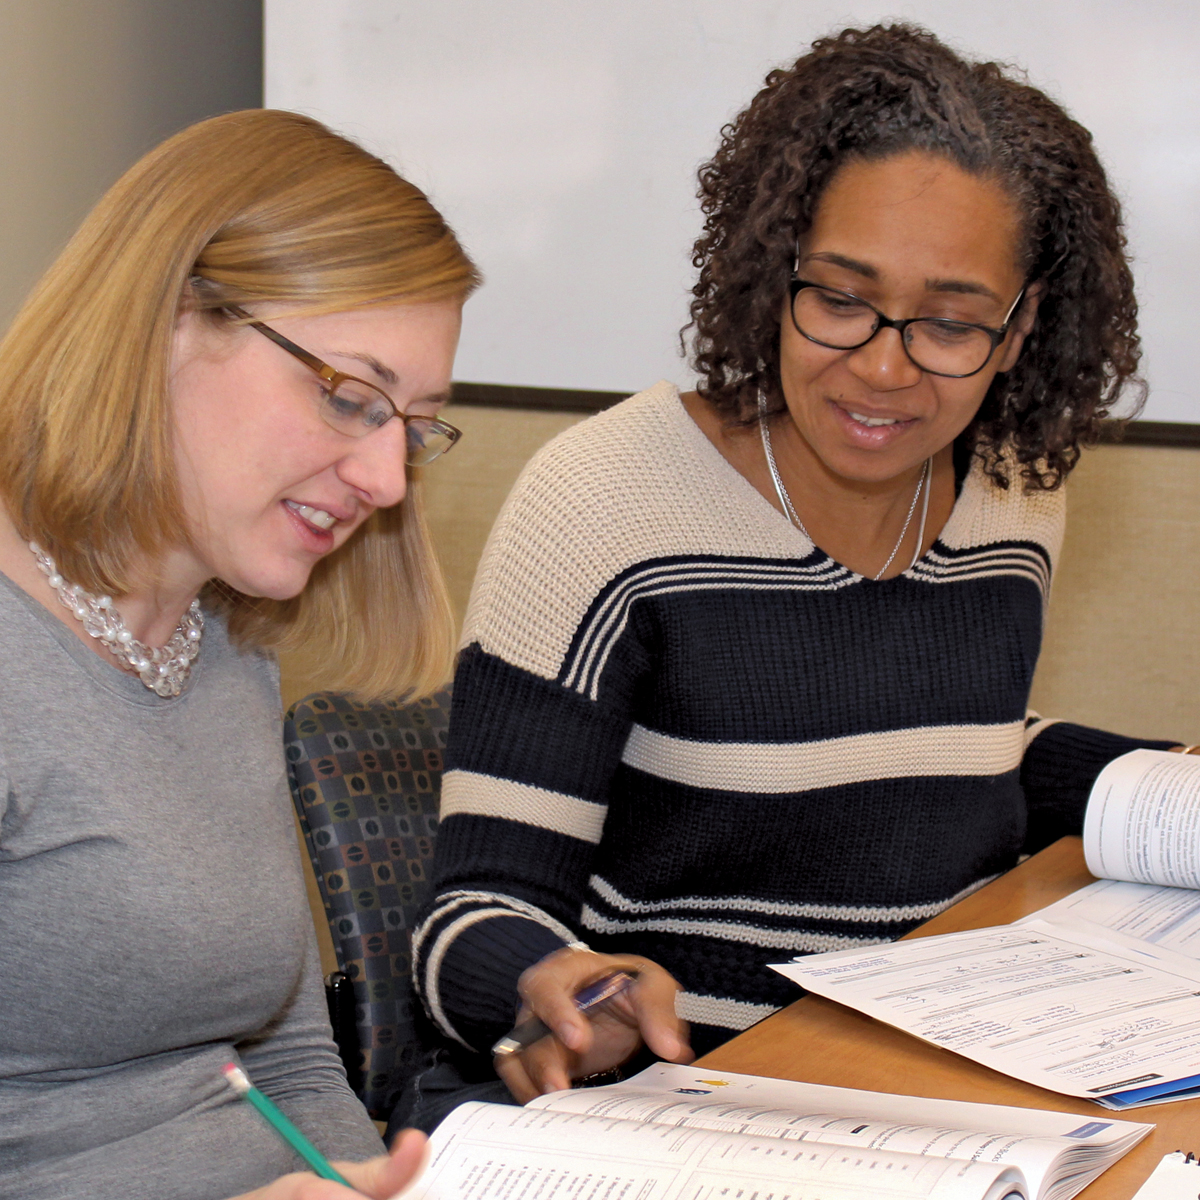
788;278;1027;379
225;305;462;465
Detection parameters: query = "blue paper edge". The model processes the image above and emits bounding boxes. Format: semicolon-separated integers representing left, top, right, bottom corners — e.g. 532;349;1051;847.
1101;1072;1200;1107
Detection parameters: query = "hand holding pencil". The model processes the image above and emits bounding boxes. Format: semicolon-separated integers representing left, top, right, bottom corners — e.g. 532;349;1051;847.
221;1064;428;1200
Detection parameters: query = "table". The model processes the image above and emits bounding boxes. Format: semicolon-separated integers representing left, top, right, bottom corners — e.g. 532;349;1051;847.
696;837;1200;1199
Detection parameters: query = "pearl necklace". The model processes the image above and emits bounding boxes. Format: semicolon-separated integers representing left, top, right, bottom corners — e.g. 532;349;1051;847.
29;542;203;697
757;400;931;581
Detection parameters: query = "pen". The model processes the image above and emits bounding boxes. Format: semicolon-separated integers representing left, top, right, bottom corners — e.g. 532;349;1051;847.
222;1063;353;1186
492;969;639;1057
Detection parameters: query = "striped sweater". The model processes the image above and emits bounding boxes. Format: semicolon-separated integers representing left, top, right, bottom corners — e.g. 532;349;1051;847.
415;381;1172;1057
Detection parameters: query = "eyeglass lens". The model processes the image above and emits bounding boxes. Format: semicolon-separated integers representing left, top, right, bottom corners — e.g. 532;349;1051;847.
403;417;457;466
318;380;457;465
792;285;998;377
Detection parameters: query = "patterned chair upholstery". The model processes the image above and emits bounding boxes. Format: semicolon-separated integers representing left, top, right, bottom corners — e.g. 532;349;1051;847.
284;688;450;1120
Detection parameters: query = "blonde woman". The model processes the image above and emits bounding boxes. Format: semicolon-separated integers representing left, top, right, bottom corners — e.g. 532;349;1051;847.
0;110;476;1199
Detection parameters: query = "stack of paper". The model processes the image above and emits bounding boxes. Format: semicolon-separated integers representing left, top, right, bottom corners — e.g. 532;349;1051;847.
773;918;1200;1108
772;749;1200;1109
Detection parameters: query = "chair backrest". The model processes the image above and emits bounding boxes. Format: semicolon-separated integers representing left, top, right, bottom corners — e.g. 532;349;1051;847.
284;687;450;1119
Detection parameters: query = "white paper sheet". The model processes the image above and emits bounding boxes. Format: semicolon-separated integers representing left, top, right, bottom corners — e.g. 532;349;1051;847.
1130;1152;1200;1199
1022;879;1200;958
772;919;1200;1106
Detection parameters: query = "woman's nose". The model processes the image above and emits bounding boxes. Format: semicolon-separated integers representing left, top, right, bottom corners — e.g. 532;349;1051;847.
846;327;924;391
338;420;409;509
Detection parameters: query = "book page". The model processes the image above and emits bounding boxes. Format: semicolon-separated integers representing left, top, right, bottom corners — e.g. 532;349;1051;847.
529;1064;1150;1200
1024;879;1200;958
773;919;1200;1106
1084;750;1200;888
407;1101;1028;1200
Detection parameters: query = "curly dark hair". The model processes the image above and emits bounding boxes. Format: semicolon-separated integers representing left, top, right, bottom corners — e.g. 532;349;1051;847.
687;24;1143;489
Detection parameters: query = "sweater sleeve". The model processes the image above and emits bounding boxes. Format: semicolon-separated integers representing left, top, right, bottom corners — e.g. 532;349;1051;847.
412;406;664;1054
413;643;642;1052
1020;717;1179;854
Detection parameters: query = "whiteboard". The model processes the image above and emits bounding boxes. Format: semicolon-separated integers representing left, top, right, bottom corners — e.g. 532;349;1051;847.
266;1;1200;422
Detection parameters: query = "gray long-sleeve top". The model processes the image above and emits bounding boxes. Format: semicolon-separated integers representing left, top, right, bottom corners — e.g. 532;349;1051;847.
0;570;384;1199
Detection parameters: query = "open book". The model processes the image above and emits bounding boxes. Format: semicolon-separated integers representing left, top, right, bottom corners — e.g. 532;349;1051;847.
772;749;1200;1109
405;1063;1149;1200
1032;748;1200;953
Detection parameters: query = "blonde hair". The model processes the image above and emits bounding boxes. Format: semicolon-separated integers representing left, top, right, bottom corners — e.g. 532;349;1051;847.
0;109;479;700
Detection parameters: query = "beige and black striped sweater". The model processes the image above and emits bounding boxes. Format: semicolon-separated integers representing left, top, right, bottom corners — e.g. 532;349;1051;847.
414;381;1173;1057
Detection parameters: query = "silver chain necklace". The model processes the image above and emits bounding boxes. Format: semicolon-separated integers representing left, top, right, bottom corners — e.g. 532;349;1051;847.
29;542;203;697
757;400;931;581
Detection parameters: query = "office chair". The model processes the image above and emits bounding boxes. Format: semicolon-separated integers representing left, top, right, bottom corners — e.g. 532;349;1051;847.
285;687;449;1120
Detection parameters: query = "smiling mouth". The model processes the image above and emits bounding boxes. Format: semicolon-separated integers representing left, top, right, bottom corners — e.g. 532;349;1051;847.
847;410;905;427
284;500;338;531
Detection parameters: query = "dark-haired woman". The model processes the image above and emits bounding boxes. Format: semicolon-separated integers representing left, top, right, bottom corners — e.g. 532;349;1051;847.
412;24;1182;1114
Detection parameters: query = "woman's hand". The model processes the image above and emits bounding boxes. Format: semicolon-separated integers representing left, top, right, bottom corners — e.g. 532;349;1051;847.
231;1128;429;1200
495;948;692;1103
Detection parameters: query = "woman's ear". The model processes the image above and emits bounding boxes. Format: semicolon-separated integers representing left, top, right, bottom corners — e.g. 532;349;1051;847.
996;280;1045;372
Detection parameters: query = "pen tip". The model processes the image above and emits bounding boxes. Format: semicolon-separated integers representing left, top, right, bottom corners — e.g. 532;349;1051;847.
222;1063;251;1094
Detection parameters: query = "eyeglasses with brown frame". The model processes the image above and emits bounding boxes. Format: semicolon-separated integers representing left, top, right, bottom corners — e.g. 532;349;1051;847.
225;305;463;465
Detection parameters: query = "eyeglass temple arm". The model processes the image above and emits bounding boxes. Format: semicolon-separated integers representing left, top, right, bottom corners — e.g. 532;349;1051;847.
1000;287;1027;330
223;304;338;382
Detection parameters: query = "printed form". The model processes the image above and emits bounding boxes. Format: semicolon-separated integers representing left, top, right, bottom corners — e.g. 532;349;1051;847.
1025;880;1200;958
773;919;1200;1108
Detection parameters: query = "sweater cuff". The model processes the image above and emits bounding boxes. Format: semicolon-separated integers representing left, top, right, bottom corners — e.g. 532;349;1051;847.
428;913;572;1053
1021;721;1178;854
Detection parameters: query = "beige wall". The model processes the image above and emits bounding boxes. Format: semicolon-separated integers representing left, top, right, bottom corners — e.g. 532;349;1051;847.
282;405;1200;749
0;2;261;329
1030;442;1200;743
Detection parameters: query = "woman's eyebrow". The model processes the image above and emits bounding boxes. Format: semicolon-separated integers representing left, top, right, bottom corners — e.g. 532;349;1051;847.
925;277;1002;303
804;251;878;279
805;253;1003;304
330;349;399;387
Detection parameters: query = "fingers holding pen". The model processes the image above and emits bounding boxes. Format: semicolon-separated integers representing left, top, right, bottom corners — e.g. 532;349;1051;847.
627;961;693;1065
516;948;686;1052
495;1026;574;1102
496;948;693;1100
514;948;618;1053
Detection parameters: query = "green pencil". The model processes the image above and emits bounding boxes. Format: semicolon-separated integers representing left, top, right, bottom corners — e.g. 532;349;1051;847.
222;1062;352;1186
